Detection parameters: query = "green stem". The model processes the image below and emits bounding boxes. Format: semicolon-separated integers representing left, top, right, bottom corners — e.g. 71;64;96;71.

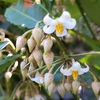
69;51;100;57
75;0;97;41
10;80;23;100
72;94;80;100
52;33;69;55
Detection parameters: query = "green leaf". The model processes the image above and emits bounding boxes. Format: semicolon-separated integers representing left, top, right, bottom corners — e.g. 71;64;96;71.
78;0;100;25
80;55;100;79
0;0;18;3
0;41;9;50
0;54;21;74
73;30;100;50
5;0;48;28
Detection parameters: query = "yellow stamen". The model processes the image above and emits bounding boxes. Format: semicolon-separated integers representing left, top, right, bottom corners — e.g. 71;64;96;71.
39;84;42;88
56;23;64;34
72;71;78;81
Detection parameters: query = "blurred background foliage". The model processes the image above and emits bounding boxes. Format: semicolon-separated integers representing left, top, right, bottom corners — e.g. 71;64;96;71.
0;0;100;100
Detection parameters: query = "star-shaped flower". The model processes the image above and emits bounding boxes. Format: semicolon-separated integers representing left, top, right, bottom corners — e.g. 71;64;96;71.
43;11;76;37
60;59;89;80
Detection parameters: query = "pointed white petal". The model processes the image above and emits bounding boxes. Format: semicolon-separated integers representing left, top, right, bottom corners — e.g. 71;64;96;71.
56;28;67;37
43;14;56;25
60;66;72;76
58;11;71;23
43;25;55;34
78;64;89;75
64;18;76;29
40;77;44;84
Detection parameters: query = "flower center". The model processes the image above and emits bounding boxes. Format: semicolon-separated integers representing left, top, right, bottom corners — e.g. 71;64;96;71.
39;84;42;88
56;23;64;34
72;70;78;81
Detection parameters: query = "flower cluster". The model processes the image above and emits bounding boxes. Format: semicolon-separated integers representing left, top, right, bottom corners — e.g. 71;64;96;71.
14;11;99;99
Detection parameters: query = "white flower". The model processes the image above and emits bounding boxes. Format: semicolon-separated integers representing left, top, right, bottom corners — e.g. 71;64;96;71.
28;72;44;85
60;59;89;80
43;11;76;37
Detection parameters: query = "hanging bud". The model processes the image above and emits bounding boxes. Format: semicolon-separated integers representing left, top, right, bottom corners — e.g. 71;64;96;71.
72;81;80;94
28;63;35;73
91;81;100;97
43;36;53;54
33;46;43;67
48;82;55;95
64;82;72;92
32;27;43;46
16;36;27;52
27;37;36;53
57;83;66;98
44;72;54;89
43;51;54;69
20;58;28;80
21;47;26;54
5;71;12;82
28;53;35;63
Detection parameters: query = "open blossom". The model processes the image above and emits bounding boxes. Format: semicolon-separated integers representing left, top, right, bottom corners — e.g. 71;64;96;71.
43;11;76;37
60;59;89;80
28;72;44;85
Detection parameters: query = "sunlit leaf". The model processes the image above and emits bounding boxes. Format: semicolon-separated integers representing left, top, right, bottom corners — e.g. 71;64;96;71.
0;0;18;3
5;0;48;28
0;41;9;50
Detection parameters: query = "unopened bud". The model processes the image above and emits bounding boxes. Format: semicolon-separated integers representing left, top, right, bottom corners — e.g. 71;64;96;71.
33;46;43;67
16;36;27;52
43;51;54;69
20;59;28;80
48;82;55;95
72;81;80;94
91;81;100;96
64;82;72;92
21;47;26;54
43;36;53;54
28;63;35;73
44;72;54;89
32;27;43;46
27;37;36;52
28;53;35;63
5;72;12;82
57;84;66;98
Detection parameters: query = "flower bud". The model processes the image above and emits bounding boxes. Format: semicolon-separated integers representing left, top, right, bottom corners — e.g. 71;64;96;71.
44;72;54;89
57;84;66;98
43;36;53;54
64;82;72;92
20;58;28;80
43;51;54;69
32;28;43;46
72;81;80;94
28;63;35;73
27;37;36;53
48;82;55;95
28;53;35;63
16;36;27;52
33;46;43;67
91;81;100;96
5;71;12;82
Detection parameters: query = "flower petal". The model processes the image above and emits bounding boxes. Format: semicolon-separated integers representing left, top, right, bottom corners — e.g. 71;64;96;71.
56;28;67;37
58;11;71;23
78;64;89;75
64;18;76;29
43;14;56;25
43;25;55;34
60;65;72;76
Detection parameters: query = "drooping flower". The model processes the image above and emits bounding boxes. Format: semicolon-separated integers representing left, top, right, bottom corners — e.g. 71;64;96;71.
43;11;76;37
28;72;44;86
60;59;89;80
